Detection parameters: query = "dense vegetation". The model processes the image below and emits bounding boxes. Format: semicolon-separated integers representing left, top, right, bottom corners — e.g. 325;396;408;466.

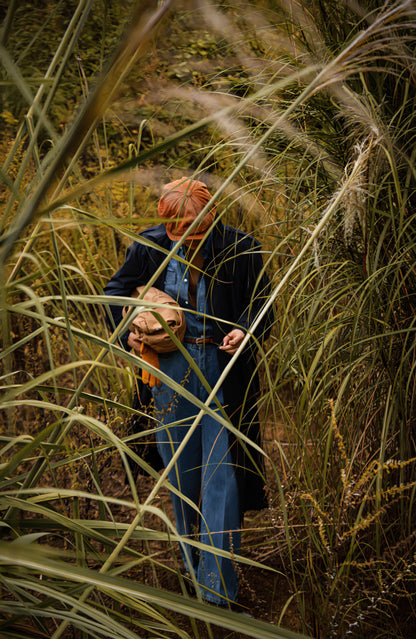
1;1;416;637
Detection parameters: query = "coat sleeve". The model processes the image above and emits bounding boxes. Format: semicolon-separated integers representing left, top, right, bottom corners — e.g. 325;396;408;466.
235;239;273;344
104;242;149;349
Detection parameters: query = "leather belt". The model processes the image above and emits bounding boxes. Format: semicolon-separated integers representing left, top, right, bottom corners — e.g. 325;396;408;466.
184;336;216;345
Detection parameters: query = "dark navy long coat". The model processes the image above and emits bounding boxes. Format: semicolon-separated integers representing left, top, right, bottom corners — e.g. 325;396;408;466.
105;221;273;513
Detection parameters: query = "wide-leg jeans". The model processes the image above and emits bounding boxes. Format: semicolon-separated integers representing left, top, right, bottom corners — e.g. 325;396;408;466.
152;341;241;605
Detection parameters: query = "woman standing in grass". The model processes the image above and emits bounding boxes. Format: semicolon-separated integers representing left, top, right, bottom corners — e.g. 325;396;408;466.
105;177;272;607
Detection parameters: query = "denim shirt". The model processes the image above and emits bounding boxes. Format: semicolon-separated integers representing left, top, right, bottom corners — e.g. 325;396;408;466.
164;238;213;339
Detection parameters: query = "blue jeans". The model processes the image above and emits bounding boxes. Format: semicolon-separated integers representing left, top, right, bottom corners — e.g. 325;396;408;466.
152;342;241;605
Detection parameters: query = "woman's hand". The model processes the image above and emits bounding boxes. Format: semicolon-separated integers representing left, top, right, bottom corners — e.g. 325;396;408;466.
219;329;245;355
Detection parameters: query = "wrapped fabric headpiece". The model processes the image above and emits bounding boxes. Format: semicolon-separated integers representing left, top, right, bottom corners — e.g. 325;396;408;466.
158;177;216;240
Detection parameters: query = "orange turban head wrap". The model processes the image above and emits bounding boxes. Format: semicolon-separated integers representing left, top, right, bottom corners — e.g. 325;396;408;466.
158;177;216;241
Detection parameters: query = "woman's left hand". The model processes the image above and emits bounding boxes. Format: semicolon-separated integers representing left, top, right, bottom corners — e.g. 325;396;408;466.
219;329;245;355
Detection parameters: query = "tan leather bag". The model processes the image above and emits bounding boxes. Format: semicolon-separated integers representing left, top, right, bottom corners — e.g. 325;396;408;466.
124;286;186;353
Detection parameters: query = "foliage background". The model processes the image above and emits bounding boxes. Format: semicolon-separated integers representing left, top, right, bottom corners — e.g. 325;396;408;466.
1;0;416;638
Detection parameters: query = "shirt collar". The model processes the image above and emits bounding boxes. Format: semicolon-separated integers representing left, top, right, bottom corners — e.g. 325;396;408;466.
172;234;212;259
